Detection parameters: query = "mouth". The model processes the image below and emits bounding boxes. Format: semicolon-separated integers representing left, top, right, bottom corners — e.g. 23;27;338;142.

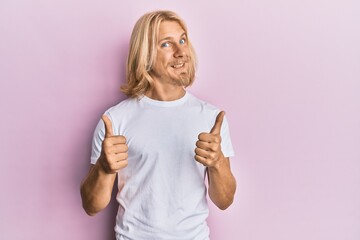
171;62;185;69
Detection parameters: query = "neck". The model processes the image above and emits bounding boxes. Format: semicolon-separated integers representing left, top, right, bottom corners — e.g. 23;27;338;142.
145;82;186;101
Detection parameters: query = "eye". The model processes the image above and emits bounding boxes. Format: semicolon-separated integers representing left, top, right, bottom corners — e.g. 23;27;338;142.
179;38;186;45
161;42;170;48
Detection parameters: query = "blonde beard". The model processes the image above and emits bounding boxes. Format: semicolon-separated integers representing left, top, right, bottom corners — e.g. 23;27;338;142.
150;69;191;87
171;72;191;86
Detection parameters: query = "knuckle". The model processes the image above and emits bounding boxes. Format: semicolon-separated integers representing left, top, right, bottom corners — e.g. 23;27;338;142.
195;155;203;163
212;144;220;152
198;132;206;139
116;152;125;161
203;159;211;166
213;136;220;143
120;135;127;142
194;148;200;154
121;160;128;168
201;142;208;149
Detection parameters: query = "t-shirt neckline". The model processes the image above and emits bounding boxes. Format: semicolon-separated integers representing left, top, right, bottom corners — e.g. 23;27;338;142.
141;91;189;107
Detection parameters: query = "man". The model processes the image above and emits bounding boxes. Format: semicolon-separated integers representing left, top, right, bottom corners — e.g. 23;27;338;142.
80;10;236;240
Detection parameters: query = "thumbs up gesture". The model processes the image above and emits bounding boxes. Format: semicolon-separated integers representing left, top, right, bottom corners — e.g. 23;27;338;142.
99;115;128;174
195;111;225;168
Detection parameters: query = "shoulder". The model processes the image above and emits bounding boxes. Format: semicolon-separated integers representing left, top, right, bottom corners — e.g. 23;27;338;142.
105;97;138;115
186;92;220;115
100;97;141;127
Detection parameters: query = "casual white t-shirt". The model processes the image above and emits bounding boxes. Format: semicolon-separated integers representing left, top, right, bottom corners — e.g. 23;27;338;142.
91;92;234;240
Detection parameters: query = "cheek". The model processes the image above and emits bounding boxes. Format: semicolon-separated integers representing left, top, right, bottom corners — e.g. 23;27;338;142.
159;51;174;62
153;56;165;70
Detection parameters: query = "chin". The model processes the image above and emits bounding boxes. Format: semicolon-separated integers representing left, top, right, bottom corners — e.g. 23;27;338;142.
179;75;191;86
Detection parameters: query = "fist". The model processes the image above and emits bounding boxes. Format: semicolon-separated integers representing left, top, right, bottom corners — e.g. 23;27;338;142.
195;111;225;168
99;115;128;174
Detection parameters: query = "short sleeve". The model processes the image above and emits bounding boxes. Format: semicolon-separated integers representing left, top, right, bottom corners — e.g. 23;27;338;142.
220;115;235;158
90;118;106;164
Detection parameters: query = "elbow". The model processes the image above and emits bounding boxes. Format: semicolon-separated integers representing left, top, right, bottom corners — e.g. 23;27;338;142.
218;204;231;211
210;193;235;210
83;204;100;216
81;196;107;216
80;187;107;216
210;187;236;210
81;196;100;216
86;211;97;216
216;197;234;210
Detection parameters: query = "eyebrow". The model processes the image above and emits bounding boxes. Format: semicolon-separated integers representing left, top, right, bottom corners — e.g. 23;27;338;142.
158;32;187;42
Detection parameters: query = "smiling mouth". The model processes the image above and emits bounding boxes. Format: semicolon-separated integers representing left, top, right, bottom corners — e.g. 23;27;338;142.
171;63;185;69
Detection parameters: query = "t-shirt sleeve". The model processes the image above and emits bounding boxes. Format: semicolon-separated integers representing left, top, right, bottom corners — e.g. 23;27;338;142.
90;118;106;165
220;115;235;158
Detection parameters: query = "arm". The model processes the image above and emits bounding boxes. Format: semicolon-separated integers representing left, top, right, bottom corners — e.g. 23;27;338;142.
195;111;236;210
80;162;117;216
207;155;236;210
80;115;128;216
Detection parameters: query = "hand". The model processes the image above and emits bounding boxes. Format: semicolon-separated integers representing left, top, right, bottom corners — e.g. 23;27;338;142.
99;115;128;174
195;111;225;168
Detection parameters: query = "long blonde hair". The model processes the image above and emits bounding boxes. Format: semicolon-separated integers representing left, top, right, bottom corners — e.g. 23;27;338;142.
121;10;197;98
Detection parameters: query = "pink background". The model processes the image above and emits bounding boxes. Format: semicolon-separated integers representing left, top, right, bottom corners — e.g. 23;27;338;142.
1;0;359;239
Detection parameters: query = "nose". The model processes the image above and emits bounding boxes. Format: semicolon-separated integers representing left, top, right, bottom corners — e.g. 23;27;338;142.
173;44;186;58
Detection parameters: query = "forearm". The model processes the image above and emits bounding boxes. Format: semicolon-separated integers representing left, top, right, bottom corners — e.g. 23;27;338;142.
80;161;117;216
207;155;236;210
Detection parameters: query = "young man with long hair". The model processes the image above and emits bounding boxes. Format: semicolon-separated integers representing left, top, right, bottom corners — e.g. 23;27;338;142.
81;10;236;240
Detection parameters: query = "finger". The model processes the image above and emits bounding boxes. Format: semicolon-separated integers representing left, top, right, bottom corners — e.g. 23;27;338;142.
106;152;128;163
115;160;128;170
196;140;219;152
109;159;128;173
194;155;209;166
113;152;128;162
105;144;128;154
195;148;217;160
198;133;221;143
102;138;125;150
195;147;212;159
102;115;114;138
107;136;127;145
210;111;225;134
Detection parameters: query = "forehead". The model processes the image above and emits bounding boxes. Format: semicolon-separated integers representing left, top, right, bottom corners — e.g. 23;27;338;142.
158;21;186;39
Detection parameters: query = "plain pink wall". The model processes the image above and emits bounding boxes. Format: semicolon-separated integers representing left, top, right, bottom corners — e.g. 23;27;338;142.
1;0;359;239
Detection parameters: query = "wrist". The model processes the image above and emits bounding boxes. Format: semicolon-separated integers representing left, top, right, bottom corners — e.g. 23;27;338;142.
209;153;227;172
96;156;116;176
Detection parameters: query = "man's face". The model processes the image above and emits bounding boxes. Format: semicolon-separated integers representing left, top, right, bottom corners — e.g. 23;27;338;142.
150;21;191;86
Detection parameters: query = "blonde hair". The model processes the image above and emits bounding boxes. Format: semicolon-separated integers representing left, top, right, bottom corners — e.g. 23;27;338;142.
120;10;197;98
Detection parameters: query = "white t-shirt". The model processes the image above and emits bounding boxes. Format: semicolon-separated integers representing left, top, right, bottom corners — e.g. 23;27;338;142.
91;92;234;240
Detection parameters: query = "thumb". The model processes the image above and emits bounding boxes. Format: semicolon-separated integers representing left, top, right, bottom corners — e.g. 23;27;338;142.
210;111;225;134
102;115;114;137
